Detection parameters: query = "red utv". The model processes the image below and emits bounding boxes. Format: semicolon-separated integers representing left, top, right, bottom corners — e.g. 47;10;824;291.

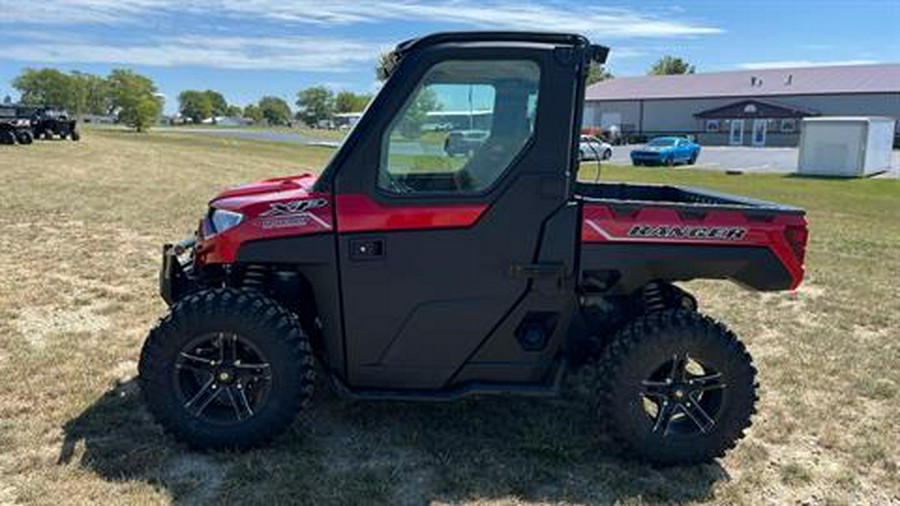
140;32;807;466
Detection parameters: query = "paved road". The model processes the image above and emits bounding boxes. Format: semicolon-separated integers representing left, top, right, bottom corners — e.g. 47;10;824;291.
608;145;798;173
158;127;342;147
608;144;900;176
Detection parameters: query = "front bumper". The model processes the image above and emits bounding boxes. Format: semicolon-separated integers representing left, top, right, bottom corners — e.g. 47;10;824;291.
630;152;664;163
159;238;197;305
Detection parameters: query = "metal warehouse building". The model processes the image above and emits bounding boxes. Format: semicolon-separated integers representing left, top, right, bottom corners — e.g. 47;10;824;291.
584;63;900;147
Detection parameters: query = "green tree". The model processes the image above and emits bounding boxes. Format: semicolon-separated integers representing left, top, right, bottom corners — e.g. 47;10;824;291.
13;68;76;110
12;68;110;116
295;86;334;127
586;64;614;85
178;90;212;123
398;87;441;138
243;104;263;122
335;91;371;113
648;56;696;75
258;96;292;125
225;104;242;117
107;69;160;131
204;90;228;117
72;72;110;115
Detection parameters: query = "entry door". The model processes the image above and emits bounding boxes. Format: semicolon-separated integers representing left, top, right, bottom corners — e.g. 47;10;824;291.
333;54;575;390
752;119;767;146
729;119;745;145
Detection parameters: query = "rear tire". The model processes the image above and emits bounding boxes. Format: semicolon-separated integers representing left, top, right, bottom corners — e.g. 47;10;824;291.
16;131;33;145
139;288;315;450
688;153;698;165
595;309;757;466
0;130;16;145
603;149;612;161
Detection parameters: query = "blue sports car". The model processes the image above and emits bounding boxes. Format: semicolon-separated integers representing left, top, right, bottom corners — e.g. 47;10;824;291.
630;137;701;167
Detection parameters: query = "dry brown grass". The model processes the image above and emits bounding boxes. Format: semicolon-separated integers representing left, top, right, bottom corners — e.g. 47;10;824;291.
0;129;898;505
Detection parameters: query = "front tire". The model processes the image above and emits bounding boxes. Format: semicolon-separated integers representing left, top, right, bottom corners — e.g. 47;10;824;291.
596;309;757;466
139;288;315;450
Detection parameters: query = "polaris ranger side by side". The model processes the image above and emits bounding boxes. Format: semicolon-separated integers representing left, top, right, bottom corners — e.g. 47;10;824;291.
140;32;808;465
26;107;81;141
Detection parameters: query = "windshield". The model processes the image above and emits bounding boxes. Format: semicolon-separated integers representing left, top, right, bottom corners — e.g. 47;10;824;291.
648;138;677;147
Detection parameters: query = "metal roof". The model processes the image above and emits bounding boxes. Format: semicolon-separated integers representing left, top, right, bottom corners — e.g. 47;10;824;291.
586;63;900;101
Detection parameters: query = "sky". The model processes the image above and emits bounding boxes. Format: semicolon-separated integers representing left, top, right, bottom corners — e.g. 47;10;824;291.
1;0;898;114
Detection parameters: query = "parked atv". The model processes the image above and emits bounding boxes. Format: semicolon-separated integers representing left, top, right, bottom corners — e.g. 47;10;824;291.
28;107;80;141
140;32;808;466
0;105;33;145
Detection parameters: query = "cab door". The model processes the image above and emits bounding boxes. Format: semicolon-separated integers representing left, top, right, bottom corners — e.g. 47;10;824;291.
332;44;581;390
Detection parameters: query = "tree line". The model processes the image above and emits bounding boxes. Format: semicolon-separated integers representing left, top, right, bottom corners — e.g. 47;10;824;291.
7;54;693;132
586;56;695;85
222;88;371;127
12;68;162;131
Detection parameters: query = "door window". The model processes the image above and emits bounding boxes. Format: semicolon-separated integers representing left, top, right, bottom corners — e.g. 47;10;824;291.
378;60;541;194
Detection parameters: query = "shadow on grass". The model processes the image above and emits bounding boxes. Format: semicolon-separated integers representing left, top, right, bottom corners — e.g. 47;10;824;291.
60;377;730;505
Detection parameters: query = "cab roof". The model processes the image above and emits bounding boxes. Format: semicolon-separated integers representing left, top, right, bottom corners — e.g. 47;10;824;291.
395;31;608;63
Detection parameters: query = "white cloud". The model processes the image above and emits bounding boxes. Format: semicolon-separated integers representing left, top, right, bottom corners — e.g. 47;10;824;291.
226;1;723;38
2;35;377;71
1;0;723;39
0;1;723;71
0;0;171;24
736;59;879;70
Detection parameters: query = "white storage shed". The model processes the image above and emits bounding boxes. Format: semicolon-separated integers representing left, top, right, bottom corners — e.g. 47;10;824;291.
797;117;895;177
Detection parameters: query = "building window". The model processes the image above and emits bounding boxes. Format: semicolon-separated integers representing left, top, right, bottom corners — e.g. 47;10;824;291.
705;119;720;133
781;119;797;133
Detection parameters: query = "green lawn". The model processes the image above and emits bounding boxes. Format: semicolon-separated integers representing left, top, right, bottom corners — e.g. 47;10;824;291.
0;128;897;505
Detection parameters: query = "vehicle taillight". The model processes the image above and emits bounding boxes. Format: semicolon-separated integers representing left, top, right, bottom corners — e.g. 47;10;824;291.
784;224;808;266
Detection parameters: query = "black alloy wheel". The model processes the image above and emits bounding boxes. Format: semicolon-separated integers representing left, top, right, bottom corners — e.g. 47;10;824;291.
639;353;725;437
175;332;273;425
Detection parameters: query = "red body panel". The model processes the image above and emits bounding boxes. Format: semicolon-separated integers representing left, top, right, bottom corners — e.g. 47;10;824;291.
194;173;333;266
581;204;808;289
193;174;488;266
193;172;807;292
335;194;487;233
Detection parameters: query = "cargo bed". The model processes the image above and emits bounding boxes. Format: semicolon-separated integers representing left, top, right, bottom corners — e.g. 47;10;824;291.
574;181;803;213
575;181;808;294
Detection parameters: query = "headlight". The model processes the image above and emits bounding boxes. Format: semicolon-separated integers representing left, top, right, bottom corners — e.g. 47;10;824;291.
209;208;243;235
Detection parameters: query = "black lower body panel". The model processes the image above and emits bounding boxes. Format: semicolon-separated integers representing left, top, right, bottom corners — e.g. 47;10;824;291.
580;243;793;294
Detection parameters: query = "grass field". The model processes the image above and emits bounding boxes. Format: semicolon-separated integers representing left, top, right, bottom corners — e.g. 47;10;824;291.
0;129;898;505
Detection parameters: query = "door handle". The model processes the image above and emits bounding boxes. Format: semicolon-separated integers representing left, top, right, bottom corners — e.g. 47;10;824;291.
509;262;564;278
349;238;385;260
